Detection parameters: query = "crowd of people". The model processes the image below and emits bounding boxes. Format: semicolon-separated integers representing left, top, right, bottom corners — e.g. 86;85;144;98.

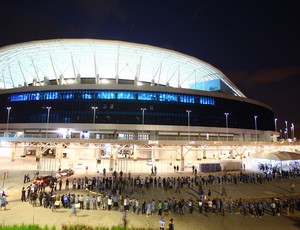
19;169;300;222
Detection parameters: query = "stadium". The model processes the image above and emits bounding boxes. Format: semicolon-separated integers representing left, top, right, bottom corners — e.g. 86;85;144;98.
0;39;281;173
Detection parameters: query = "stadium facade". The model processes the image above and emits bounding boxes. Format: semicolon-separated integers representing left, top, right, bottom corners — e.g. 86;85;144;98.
0;39;280;173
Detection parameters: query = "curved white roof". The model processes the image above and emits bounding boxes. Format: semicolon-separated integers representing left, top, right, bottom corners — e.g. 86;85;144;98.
0;39;245;97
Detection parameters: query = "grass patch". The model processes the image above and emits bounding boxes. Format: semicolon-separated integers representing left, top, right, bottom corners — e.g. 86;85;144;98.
0;225;155;230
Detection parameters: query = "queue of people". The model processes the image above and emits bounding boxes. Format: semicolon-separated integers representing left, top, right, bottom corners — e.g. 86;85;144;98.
20;169;300;220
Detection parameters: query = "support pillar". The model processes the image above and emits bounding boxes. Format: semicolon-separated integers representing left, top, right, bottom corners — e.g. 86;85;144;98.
180;145;184;171
151;146;155;162
109;156;114;172
114;153;118;172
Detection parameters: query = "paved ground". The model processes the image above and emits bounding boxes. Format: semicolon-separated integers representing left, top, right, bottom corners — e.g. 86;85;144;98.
0;168;300;230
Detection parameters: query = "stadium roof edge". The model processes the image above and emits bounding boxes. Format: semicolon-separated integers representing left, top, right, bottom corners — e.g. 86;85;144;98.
0;38;246;98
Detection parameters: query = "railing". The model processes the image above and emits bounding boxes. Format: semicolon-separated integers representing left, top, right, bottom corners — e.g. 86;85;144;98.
0;132;297;143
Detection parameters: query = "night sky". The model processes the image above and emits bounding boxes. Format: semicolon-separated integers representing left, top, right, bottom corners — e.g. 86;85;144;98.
1;0;300;138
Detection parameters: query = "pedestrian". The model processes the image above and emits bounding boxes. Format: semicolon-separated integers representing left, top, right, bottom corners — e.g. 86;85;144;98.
21;187;26;202
208;189;211;197
92;196;97;210
71;203;76;216
188;198;194;214
158;200;163;216
290;181;295;193
1;194;7;210
159;217;165;230
122;210;127;228
27;173;30;182
221;186;227;196
168;218;174;230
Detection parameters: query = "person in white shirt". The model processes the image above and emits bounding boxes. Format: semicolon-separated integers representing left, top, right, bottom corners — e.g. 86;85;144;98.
159;217;165;230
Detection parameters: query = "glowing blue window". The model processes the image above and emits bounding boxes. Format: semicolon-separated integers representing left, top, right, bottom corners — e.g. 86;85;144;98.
117;92;134;100
65;93;73;99
82;93;92;99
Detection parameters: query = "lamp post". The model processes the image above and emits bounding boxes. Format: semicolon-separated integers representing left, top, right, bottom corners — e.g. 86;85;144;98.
6;107;11;137
186;110;191;142
92;106;98;139
291;123;294;140
274;118;278;132
141;108;146;140
254;115;258;142
224;113;229;142
280;129;282;139
285;121;288;139
284;130;287;140
46;106;51;138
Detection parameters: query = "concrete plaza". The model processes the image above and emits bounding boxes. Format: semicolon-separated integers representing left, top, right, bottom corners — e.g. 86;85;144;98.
0;157;300;230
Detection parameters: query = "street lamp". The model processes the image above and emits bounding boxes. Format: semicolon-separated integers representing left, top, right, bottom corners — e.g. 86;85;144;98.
224;113;229;142
284;130;287;140
274;118;278;132
186;110;191;142
92;107;98;139
285;121;288;139
6;107;11;137
141;108;146;140
291;123;294;140
254;115;258;142
279;129;282;139
46;106;51;138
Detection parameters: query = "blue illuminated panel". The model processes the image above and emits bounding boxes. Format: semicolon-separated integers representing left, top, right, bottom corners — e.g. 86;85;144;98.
9;90;215;105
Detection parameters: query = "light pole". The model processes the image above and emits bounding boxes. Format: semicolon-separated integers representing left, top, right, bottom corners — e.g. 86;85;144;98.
284;130;287;140
186;110;191;142
141;108;146;140
224;113;229;142
254;115;258;142
285;121;288;139
92;107;98;139
6;107;11;137
274;118;278;132
280;129;282;139
291;123;294;140
46;106;51;138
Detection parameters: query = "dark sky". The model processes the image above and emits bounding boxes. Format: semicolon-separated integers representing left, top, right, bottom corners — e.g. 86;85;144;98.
1;0;300;138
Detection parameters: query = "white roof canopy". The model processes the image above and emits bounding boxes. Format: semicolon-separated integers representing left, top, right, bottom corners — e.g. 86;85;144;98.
0;39;245;97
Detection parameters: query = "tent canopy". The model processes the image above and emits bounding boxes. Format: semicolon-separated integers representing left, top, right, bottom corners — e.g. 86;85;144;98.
251;151;300;161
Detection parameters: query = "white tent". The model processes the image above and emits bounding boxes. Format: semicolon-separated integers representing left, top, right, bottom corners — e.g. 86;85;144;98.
251;151;300;161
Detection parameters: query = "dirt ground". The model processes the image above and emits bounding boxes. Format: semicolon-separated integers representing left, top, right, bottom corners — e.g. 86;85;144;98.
1;168;300;230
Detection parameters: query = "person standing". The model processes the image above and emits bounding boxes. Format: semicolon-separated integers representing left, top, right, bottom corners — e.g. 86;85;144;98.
65;178;69;190
159;217;165;230
208;189;211;197
168;218;174;230
92;196;97;210
158;200;163;216
188;198;194;214
71;203;76;216
290;181;295;193
122;210;127;228
21;187;26;202
221;186;227;196
1;194;7;210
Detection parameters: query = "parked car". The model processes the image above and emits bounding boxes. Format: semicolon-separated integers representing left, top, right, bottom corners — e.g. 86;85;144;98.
57;169;74;177
34;175;56;186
